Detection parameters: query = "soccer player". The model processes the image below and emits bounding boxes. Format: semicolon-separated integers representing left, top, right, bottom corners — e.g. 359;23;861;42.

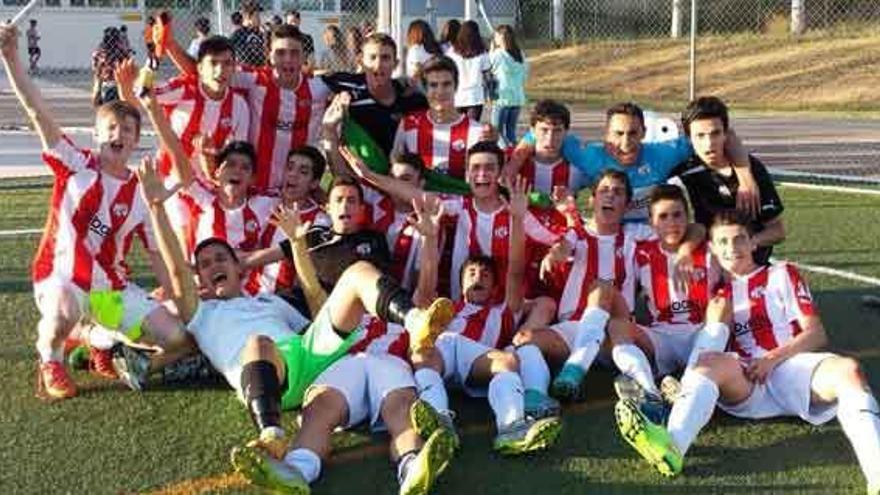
509;102;760;223
0;24;184;399
410;176;563;454
615;211;880;493
513;171;704;403
671;96;785;264
391;55;483;180
137;157;456;494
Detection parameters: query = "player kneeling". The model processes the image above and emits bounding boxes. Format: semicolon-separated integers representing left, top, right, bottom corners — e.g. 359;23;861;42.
614;211;880;493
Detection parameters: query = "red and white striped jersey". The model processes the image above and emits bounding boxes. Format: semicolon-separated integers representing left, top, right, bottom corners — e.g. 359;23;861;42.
556;223;654;320
349;315;411;361
518;157;589;196
724;262;817;359
362;185;425;289
154;76;250;181
442;196;566;301
177;180;277;254
231;68;331;192
244;201;330;295
33;136;155;291
393;110;483;180
444;301;521;350
634;239;719;328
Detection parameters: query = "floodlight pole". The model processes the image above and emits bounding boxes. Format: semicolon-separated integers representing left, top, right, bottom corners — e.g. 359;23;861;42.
689;0;697;100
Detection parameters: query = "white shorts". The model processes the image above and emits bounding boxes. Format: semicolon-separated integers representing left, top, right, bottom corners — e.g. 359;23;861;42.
33;276;158;335
719;352;838;426
436;332;494;397
307;353;415;431
548;320;580;353
641;323;700;377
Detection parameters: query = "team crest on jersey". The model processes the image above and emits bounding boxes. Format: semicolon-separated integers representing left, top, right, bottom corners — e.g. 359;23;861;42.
749;286;766;300
245;219;259;233
452;139;467;151
494;225;509;239
356;243;372;256
112;203;129;218
718;184;732;197
692;267;706;281
219;117;232;130
638;165;650;176
795;281;812;303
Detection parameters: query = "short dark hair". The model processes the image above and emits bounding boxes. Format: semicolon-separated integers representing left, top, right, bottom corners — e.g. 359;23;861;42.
390;153;428;179
217;141;256;171
420;55;458;89
287;145;326;181
96;100;142;137
467;141;505;170
285;9;300;20
592;169;633;202
363;32;397;54
649;184;689;216
459;255;498;291
329;175;364;203
710;209;754;235
230;12;243;26
681;96;730;137
270;23;306;47
194;237;239;263
530;99;571;129
606;102;645;129
194;17;210;35
196;35;234;62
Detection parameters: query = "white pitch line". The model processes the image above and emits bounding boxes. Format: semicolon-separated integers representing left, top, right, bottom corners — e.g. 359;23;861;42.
0;228;41;237
768;258;880;287
777;182;880;196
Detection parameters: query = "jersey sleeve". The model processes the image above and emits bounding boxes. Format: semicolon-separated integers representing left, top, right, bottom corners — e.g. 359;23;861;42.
153;76;190;106
780;263;817;319
182;179;216;207
749;156;785;223
625;222;656;242
524;211;562;246
231;94;251;142
41;135;92;175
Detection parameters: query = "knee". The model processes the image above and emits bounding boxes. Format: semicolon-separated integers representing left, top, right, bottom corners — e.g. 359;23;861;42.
830;356;867;387
692;352;734;380
381;387;416;420
587;281;615;310
513;328;538;347
302;387;347;427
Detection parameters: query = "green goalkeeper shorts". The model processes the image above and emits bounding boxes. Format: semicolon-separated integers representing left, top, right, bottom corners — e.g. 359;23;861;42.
278;305;362;410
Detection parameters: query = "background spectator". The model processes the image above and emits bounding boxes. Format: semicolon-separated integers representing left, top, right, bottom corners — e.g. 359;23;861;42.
230;2;266;66
405;19;441;83
439;19;460;53
345;26;364;72
447;20;490;120
186;17;211;59
285;9;315;72
489;24;527;146
318;25;353;73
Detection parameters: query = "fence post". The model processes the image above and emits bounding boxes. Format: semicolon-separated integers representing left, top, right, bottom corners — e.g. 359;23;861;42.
671;0;683;38
377;0;391;33
791;0;806;36
464;0;475;21
552;0;564;43
689;0;697;100
425;0;437;31
215;0;224;35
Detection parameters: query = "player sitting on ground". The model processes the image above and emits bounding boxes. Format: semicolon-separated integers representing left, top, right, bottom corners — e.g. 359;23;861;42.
607;185;728;422
410;176;563;455
391;55;484;180
614;211;880;492
509;102;759;223
137;157;456;495
0;24;186;400
513;171;705;403
670;96;785;264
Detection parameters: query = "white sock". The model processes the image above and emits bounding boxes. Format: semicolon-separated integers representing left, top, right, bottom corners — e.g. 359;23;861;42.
612;344;659;396
283;448;321;484
564;309;608;371
667;370;719;456
488;371;525;431
36;317;64;363
836;388;880;488
396;451;418;485
414;368;449;412
686;322;730;369
516;344;550;394
85;324;119;350
403;308;423;335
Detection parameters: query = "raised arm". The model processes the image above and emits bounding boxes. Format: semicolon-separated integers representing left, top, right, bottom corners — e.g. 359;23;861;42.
0;24;61;149
156;12;197;76
270;204;328;316
505;176;529;313
339;144;424;205
410;194;444;308
137;156;200;323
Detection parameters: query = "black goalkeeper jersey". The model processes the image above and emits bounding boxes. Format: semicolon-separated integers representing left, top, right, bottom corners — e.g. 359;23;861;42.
304;225;391;291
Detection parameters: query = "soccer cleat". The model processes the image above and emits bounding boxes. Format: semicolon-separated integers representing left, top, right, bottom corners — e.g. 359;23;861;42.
410;399;460;449
660;375;682;405
493;417;563;455
640;392;672;426
408;298;455;353
613;374;646;403
111;344;151;392
524;389;561;420
399;428;457;495
89;346;118;379
231;443;309;495
614;399;683;477
36;361;77;400
161;353;221;384
550;364;586;401
252;428;290;461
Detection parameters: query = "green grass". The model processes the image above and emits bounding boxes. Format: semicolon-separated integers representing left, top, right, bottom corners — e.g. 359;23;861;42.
1;181;879;494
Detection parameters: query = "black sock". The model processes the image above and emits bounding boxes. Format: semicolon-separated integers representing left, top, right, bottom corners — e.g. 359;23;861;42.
375;274;414;326
240;360;282;432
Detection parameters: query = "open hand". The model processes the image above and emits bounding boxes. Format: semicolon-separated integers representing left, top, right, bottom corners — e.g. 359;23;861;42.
410;194;444;237
137;155;173;205
270;204;310;241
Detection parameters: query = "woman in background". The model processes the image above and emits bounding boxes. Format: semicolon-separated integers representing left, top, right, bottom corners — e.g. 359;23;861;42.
447;20;490;120
489;24;527;146
438;19;460;54
405;20;441;84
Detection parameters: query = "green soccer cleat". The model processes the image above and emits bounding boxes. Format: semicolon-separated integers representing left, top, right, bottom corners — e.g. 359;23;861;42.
410;399;460;449
550;364;586;401
493;416;563;456
399;428;457;495
524;389;561;420
231;443;310;495
613;373;646;402
614;399;683;477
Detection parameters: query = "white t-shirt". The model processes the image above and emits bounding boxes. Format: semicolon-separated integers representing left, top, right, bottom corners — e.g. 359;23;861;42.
405;44;433;79
447;50;490;107
187;294;309;388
